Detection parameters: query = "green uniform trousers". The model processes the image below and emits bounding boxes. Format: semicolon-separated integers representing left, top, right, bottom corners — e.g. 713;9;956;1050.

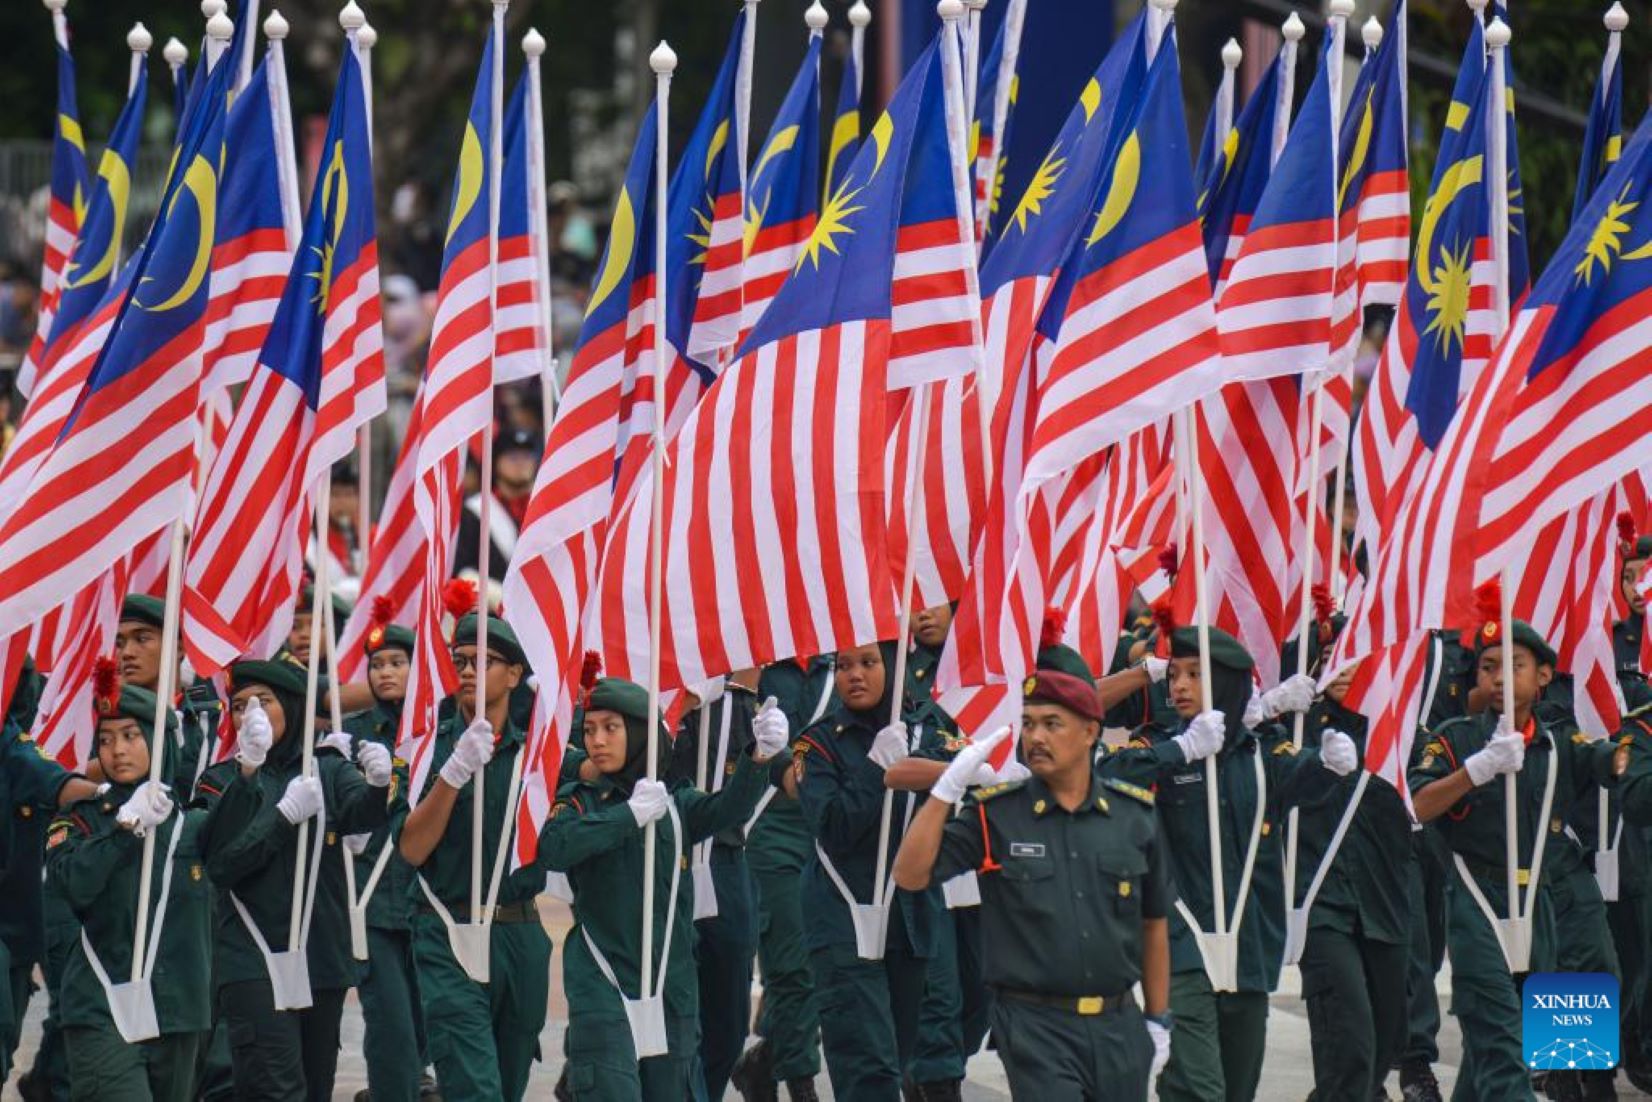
358;926;428;1102
811;939;927;1101
953;904;990;1058
27;884;75;1101
750;849;821;1081
1446;877;1552;1102
991;997;1152;1100
908;907;965;1085
195;1018;234;1101
1610;889;1650;1077
1404;828;1450;1066
63;1025;201;1102
1299;925;1407;1100
1157;971;1269;1102
217;981;347;1102
412;914;550;1102
565;1011;696;1101
1550;860;1620;975
691;847;758;1102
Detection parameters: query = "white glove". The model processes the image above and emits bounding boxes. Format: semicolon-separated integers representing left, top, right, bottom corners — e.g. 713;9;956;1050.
751;698;789;760
990;758;1033;786
356;740;393;788
1173;710;1226;764
236;698;273;769
277;775;324;825
343;832;371;856
932;727;1013;805
1319;729;1358;776
627;778;671;829
1242;692;1266;730
686;677;726;707
1260;673;1318;719
439;719;495;789
1141;655;1168;684
115;781;174;837
1465;723;1525;786
868;722;910;770
317;731;353;760
1147;1017;1172;1080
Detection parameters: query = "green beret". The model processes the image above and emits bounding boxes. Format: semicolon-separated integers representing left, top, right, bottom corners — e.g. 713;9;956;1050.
228;659;310;698
1170;626;1255;673
585;677;651;723
365;622;416;657
119;595;166;629
1023;668;1101;721
1472;617;1558;668
1036;641;1096;688
297;582;352;622
1630;537;1652;561
96;684;176;741
453;613;527;669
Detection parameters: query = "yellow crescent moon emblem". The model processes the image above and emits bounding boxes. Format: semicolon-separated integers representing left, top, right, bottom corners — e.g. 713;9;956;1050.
586;188;635;316
138;154;217;313
1338;90;1376;212
64;153;132;290
869;112;895;178
752;125;799;189
311;141;350;308
1080;78;1102;124
59;114;87;224
1087;132;1141;246
746;126;797;256
1413;153;1482;296
445;123;484;248
706;120;730;180
969;120;982;164
825;111;859;195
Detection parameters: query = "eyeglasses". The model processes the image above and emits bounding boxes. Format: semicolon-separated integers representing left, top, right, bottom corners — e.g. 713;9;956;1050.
449;651;509;673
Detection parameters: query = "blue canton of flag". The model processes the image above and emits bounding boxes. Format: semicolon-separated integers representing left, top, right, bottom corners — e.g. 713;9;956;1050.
1574;19;1624;225
826;40;862;200
1198;52;1281;292
1336;0;1410;310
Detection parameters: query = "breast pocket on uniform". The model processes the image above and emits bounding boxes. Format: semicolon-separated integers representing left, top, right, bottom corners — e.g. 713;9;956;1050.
1098;853;1147;917
1000;846;1054;891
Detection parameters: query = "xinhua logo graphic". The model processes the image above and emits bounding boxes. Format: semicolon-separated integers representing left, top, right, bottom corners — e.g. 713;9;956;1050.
1523;973;1619;1072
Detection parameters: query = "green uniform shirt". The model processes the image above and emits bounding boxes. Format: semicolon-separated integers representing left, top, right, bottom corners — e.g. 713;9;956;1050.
195;752;388;990
905;641;942;704
342;704;415;930
0;721;77;966
409;714;541;909
537;750;769;1016
748;659;836;864
1408;712;1618;883
1423;631;1477;731
45;795;211;1033
1614;616;1651;712
171;681;223;798
933;772;1169;996
1614;709;1652;828
1293;700;1411;944
668;684;759;849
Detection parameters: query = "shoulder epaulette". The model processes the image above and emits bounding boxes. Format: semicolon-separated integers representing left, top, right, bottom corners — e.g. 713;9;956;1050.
1101;777;1155;806
1272;740;1300;757
795;733;834;764
971;780;1025;802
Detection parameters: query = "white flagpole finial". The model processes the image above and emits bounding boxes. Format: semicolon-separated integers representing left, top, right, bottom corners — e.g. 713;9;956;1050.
339;0;366;32
1362;16;1383;50
523;27;547;57
1150;0;1179;13
1606;2;1629;32
805;1;828;30
966;0;988;10
201;0;226;20
937;0;963;20
1485;16;1511;48
264;9;289;40
1282;11;1306;41
1329;0;1355;18
650;40;677;74
1467;0;1488;14
163;37;188;65
358;22;377;48
849;0;871;27
1221;37;1242;70
206;10;234;41
128;22;153;52
42;0;66;14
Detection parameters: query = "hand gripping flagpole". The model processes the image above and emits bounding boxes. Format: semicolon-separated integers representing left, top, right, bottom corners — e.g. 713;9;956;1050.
641;34;676;1025
523;28;561;427
1282;0;1351;968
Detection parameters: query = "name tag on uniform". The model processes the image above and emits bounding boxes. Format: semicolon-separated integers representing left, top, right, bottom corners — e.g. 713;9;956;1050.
1009;842;1046;858
1172;772;1203;785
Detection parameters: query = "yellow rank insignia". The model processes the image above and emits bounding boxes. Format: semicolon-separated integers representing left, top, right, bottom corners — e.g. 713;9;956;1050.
1272;741;1300;756
1101;778;1154;806
1023;676;1038;696
326;832;337;846
1119;880;1132;898
191;865;203;882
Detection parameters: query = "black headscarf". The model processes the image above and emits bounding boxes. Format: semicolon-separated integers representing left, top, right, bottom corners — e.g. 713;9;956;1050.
1170;626;1257;748
842;640;905;727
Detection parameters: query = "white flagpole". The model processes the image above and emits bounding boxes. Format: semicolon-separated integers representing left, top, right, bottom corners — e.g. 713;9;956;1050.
962;0;985;123
266;11;302;250
355;18;377;571
849;1;870;100
737;0;760;180
1213;38;1239;160
164;36;188;97
641;35;676;1008
522;28;560;429
1281;0;1351;967
237;0;260;92
128;23;151;95
45;0;68;50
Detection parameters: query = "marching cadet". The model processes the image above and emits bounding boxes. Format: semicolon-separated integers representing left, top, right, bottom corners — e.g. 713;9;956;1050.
793;641;954;1100
338;606;434;1102
1612;707;1652;1094
904;604;951;701
1612;518;1652;1093
46;676;210;1100
892;666;1174;1099
396;608;550;1102
1099;624;1338;1102
668;672;763;1102
115;595;222;795
733;656;834;1102
538;674;784;1099
1614;516;1652;711
195;658;393;1101
1410;599;1621;1101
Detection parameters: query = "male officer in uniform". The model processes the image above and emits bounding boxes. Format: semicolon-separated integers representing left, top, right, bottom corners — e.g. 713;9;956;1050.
892;665;1173;1098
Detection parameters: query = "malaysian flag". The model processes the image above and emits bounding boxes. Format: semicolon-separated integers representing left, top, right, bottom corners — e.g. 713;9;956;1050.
1337;0;1410;313
31;563;127;770
0;48;235;636
1216;30;1341;383
589;32;979;688
825;22;862;199
1574;6;1625;224
495;71;550;386
739;30;820;343
970;0;1023;243
18;13;89;399
182;43;383;676
1198;51;1280;295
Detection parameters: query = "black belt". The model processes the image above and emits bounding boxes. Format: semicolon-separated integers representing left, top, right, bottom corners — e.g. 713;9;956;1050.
419;899;540;925
994;987;1133;1016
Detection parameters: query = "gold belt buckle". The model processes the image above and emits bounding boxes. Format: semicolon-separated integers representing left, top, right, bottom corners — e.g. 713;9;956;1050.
1076;996;1104;1015
1516;868;1530;887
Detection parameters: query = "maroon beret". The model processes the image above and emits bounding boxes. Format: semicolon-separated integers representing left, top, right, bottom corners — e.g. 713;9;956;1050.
1022;669;1102;722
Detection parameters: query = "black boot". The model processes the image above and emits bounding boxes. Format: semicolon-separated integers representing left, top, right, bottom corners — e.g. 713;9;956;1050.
1399;1060;1443;1102
915;1081;963;1102
731;1042;779;1102
1577;1069;1617;1101
785;1079;821;1102
553;1065;573;1102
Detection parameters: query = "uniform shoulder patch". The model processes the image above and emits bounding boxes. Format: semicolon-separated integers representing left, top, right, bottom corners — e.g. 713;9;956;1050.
972;780;1025;802
1572;730;1601;745
1101;777;1155;806
1272;741;1300;757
